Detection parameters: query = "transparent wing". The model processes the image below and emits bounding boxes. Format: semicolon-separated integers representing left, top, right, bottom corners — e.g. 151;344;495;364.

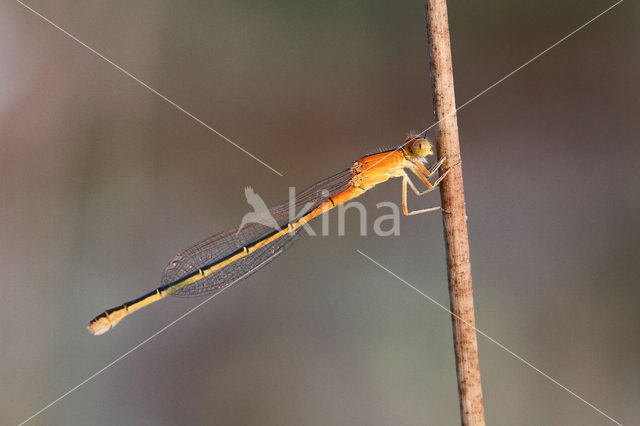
161;168;353;297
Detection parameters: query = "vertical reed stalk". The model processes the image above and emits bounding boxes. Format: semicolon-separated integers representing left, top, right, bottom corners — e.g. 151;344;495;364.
424;1;486;424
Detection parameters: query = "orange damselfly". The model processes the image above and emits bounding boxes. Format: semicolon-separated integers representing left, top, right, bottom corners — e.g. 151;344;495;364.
88;136;449;335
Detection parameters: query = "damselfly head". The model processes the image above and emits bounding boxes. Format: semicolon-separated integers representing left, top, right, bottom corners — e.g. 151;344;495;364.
407;137;433;159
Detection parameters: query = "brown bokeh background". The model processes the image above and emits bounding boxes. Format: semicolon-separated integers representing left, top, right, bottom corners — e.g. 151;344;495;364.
2;1;638;424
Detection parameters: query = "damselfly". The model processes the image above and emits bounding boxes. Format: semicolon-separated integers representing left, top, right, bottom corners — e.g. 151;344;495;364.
88;136;450;335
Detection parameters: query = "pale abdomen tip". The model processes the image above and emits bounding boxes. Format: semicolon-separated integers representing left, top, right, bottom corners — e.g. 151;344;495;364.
88;309;125;335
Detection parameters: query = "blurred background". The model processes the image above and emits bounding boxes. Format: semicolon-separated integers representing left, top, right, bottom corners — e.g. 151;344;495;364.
2;0;638;424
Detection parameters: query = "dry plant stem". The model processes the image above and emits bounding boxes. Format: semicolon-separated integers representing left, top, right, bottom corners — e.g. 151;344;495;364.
425;1;486;424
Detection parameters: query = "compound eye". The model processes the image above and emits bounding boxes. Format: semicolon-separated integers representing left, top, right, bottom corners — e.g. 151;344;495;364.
411;138;432;157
